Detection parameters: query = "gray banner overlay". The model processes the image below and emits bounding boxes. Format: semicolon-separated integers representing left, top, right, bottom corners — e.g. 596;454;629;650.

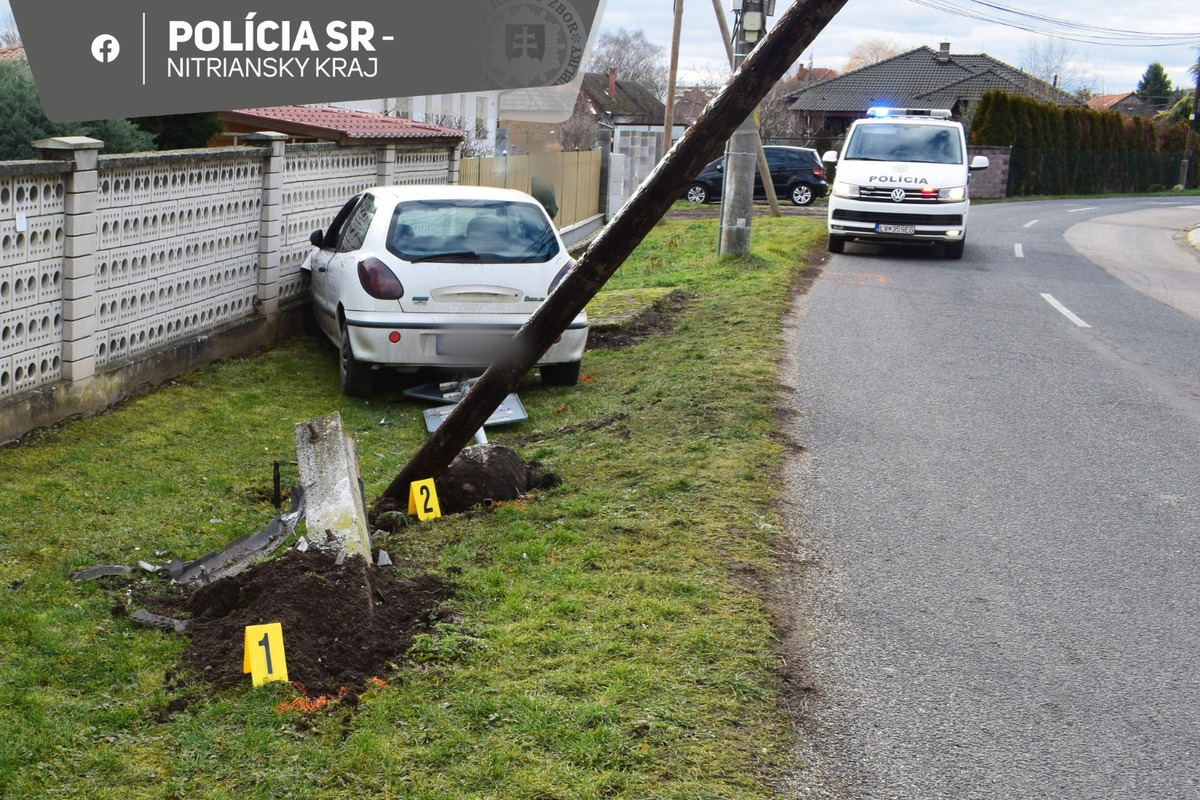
12;0;601;122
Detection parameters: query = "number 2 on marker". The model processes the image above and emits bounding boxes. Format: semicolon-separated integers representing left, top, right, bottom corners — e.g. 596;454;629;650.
408;478;442;520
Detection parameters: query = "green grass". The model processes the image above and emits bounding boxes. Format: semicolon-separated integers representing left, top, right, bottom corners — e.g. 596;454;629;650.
0;215;826;799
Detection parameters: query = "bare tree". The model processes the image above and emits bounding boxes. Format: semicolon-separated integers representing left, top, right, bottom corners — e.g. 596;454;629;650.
1019;36;1095;101
586;28;668;100
558;93;600;151
0;12;20;48
422;113;493;158
842;38;902;72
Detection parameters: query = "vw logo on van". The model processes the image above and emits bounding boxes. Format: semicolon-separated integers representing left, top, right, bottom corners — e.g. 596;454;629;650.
891;189;906;202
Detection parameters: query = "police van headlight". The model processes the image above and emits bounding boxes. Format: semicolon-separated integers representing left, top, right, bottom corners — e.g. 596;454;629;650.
832;181;859;198
939;186;967;202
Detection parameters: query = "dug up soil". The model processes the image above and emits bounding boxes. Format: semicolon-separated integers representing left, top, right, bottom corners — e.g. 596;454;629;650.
178;550;451;697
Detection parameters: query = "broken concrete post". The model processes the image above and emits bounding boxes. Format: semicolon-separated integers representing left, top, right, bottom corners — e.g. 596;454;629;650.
294;412;372;559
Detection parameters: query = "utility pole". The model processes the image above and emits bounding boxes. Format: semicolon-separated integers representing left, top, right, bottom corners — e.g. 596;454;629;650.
375;0;853;510
718;0;766;255
662;0;684;160
710;0;780;219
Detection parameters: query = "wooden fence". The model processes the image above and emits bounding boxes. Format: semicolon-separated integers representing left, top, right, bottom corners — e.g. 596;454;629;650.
458;150;602;229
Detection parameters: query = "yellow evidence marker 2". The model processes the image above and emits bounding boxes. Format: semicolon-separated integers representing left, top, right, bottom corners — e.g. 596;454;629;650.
408;478;442;520
243;623;289;686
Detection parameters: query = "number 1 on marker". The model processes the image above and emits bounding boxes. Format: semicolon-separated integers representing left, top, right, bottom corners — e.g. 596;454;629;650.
244;623;288;686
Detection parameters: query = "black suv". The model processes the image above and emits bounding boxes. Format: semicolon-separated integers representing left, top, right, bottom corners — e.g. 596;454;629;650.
684;145;827;206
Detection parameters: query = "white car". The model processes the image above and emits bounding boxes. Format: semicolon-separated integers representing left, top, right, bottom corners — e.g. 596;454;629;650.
302;185;588;395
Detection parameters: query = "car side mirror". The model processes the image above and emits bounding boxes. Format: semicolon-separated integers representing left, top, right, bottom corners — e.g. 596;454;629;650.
969;155;990;171
310;229;324;247
822;150;839;164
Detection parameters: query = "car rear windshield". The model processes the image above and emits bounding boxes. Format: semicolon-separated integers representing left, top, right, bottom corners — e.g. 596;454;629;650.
844;124;963;165
386;199;560;263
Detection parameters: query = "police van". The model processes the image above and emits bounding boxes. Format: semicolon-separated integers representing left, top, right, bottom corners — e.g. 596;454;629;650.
822;108;989;259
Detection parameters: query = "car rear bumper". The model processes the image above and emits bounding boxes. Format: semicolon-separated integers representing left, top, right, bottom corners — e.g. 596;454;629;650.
343;310;588;368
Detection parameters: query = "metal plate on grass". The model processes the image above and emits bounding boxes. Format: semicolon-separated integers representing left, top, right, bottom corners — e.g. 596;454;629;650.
422;394;528;433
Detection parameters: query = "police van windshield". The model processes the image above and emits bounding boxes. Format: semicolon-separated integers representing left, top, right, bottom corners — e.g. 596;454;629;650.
844;124;963;165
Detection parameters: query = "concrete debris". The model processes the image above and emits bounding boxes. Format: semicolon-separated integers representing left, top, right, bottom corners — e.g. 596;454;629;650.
294;412;372;559
130;609;190;633
138;560;160;573
376;550;392;567
295;536;309;553
71;565;133;581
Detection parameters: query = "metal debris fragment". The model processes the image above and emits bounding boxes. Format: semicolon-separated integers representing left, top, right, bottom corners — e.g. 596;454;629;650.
71;565;133;581
130;609;190;633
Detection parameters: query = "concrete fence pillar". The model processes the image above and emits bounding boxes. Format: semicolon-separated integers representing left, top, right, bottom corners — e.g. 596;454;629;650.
376;144;396;186
448;143;463;185
245;131;288;316
33;135;103;382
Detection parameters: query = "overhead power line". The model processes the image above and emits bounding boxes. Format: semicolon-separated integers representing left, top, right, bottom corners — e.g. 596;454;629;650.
907;0;1200;47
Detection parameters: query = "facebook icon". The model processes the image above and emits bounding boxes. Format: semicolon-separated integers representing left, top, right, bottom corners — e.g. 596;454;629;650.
91;34;120;64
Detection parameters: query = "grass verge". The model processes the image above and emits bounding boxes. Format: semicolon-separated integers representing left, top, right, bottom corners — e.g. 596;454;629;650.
0;215;825;799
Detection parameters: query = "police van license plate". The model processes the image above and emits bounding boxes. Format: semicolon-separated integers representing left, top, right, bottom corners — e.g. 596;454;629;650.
876;223;916;234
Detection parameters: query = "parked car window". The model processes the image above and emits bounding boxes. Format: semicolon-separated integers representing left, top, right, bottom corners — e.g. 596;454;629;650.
386;199;560;263
338;194;376;253
318;195;361;250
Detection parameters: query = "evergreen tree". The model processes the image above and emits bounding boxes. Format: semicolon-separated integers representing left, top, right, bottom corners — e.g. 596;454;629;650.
1136;62;1173;110
0;59;154;159
130;114;224;151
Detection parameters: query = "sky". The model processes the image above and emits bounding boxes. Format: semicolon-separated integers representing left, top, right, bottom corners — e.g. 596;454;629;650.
594;0;1200;97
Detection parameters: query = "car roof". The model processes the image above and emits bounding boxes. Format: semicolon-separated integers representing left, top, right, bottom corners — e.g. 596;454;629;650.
371;184;543;205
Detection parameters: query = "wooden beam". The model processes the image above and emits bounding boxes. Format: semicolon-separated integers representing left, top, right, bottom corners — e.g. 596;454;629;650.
375;0;850;512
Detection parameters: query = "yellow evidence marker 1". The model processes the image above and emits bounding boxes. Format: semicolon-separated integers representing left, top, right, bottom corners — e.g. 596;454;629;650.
243;623;289;686
408;478;442;520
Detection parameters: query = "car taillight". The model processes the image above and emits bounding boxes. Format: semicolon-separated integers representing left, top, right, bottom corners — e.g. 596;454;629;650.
548;258;576;295
358;257;404;300
813;168;826;179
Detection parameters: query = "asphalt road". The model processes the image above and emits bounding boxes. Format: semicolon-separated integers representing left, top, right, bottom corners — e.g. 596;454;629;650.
780;198;1200;799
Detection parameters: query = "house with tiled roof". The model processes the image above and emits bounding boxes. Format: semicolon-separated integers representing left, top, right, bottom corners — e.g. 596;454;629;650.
578;70;666;126
1085;92;1156;118
788;43;1081;136
216;105;465;148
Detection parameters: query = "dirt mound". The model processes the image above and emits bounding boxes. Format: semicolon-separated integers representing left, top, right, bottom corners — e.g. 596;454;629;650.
432;443;561;514
184;549;452;696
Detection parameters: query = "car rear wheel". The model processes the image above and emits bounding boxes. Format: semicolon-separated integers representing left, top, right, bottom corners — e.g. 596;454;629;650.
685;183;710;204
339;325;375;396
790;183;816;206
541;361;581;386
944;239;965;259
827;235;845;254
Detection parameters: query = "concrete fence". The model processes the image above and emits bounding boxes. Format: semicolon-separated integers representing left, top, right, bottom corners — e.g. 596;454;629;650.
0;135;458;442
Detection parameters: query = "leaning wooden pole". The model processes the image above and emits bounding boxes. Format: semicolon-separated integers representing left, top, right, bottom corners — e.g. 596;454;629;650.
375;0;851;512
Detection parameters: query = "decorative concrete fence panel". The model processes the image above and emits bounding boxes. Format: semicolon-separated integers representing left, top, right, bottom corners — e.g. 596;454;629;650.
0;162;70;400
93;150;266;370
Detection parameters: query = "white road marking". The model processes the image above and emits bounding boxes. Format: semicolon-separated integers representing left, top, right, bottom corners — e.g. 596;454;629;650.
1041;293;1091;328
1023;220;1039;228
1014;243;1024;258
1067;207;1098;213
